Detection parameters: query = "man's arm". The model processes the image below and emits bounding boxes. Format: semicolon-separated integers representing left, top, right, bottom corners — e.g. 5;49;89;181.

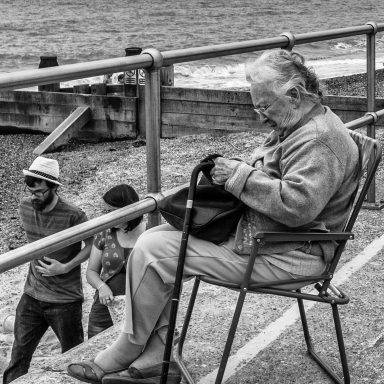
36;238;92;276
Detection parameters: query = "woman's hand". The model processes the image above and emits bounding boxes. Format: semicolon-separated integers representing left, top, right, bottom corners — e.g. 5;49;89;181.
210;157;240;185
98;284;114;306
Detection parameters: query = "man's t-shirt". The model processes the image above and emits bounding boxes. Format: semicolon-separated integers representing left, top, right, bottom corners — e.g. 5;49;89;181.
19;196;88;303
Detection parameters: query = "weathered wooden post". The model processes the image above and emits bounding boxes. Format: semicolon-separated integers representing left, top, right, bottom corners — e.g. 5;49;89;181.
160;65;174;86
142;48;163;228
38;56;60;92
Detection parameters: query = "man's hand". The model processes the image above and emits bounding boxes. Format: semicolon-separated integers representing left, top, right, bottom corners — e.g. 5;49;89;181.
211;157;240;185
36;257;67;276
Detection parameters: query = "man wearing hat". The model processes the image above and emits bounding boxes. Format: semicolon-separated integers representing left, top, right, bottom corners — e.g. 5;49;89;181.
3;156;92;384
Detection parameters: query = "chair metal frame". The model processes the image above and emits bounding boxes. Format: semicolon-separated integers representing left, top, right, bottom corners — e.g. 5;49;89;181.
171;130;382;384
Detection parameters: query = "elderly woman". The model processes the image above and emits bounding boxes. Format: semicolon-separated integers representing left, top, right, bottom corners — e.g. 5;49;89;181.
68;49;360;384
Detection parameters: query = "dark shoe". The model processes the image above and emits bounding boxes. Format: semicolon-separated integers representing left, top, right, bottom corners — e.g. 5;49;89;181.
102;362;181;384
67;360;126;384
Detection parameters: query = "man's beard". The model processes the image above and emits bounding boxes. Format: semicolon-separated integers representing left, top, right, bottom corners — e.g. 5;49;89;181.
32;190;55;211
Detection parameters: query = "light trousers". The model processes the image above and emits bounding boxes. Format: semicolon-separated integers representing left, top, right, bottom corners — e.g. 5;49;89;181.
122;224;313;346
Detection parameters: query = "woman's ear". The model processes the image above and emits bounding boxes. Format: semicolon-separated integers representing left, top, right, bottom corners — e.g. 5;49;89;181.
288;87;300;107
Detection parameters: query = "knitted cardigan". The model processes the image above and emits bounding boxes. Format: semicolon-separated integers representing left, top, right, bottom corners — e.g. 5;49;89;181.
225;104;359;275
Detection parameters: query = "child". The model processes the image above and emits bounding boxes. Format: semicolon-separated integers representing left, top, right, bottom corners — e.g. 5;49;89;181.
86;184;145;338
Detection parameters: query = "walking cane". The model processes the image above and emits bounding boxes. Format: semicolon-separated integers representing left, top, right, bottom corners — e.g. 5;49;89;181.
160;162;214;384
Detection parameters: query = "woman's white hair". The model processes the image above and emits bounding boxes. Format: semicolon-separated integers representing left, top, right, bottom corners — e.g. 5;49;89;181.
245;50;322;102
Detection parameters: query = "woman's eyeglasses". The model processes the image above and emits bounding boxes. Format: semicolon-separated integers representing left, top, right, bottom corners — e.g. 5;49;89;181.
253;96;279;116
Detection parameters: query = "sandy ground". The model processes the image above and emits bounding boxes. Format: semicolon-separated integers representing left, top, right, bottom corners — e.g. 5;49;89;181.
1;124;384;382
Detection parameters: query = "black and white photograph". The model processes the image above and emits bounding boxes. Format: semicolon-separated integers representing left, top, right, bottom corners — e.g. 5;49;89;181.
0;1;384;383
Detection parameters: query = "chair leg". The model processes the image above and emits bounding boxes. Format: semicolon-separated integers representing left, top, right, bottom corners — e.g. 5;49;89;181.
297;297;314;352
214;289;248;384
331;303;350;384
297;299;350;384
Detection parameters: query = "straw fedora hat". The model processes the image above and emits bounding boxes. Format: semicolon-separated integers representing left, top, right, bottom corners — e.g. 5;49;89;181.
23;156;63;186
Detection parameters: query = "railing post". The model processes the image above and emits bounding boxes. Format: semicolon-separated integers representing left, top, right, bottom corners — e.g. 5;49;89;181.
142;48;163;228
365;22;383;208
280;32;296;51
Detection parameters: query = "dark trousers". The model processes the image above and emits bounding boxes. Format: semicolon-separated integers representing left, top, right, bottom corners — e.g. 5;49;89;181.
87;271;126;339
2;293;83;384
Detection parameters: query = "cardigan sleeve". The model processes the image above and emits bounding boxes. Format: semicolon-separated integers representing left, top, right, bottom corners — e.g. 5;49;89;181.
225;138;345;227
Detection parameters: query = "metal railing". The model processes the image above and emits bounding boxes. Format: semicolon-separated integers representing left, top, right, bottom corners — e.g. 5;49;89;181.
1;22;384;271
1;24;383;90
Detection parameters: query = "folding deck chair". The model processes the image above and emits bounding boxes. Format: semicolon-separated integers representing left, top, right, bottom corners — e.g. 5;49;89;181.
162;129;381;384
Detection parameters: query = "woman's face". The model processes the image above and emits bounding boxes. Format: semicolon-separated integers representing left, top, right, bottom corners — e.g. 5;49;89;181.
102;201;128;230
250;82;300;133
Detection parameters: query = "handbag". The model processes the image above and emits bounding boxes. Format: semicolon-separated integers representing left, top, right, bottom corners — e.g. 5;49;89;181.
158;156;244;244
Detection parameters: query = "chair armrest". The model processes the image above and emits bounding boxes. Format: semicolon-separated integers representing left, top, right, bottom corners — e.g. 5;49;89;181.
253;231;354;243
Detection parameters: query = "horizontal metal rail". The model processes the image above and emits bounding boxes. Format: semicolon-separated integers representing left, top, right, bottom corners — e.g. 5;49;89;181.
346;109;384;130
0;55;154;91
0;23;383;91
0;184;187;274
162;24;384;65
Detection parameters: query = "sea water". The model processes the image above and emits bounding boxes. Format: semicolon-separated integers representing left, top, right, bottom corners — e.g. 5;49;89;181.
1;0;384;89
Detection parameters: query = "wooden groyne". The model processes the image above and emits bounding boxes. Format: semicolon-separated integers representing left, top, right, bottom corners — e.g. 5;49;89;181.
0;88;137;140
1;77;383;152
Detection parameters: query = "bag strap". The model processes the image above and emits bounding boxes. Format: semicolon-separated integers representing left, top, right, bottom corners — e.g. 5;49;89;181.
200;153;222;183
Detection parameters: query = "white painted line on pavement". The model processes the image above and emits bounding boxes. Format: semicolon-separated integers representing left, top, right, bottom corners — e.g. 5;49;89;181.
197;233;384;384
